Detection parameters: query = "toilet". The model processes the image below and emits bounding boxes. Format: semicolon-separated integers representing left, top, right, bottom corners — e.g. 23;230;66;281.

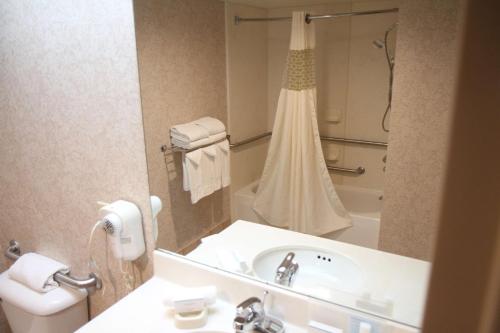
0;272;88;333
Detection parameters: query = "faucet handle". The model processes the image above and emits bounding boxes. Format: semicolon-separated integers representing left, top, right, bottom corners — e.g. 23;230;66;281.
276;252;295;274
234;292;285;333
234;296;264;332
236;296;262;313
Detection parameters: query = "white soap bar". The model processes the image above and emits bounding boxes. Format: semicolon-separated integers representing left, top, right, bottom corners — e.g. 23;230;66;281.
164;286;216;314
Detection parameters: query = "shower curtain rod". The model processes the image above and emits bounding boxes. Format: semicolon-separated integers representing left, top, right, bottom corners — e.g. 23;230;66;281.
234;8;398;25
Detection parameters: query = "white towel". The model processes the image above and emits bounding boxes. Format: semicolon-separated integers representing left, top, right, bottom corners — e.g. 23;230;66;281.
200;235;249;273
171;123;209;143
193;117;226;135
182;152;190;191
8;253;69;293
203;145;219;193
216;140;230;188
172;131;226;150
215;249;249;274
185;146;219;203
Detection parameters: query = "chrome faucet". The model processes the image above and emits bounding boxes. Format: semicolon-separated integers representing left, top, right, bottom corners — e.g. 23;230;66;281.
274;252;299;287
233;291;285;333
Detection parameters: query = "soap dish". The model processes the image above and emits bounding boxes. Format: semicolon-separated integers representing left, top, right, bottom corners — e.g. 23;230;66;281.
174;308;208;329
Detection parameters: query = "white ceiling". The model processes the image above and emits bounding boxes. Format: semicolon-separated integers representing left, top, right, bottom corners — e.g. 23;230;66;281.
226;0;351;9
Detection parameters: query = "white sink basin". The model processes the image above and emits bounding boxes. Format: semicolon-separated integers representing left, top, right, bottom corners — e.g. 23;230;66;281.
252;246;364;297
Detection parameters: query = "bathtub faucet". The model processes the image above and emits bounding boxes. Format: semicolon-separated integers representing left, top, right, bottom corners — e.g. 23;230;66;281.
275;252;299;287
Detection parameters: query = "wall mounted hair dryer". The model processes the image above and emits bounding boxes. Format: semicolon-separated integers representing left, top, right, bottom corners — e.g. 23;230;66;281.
99;200;145;261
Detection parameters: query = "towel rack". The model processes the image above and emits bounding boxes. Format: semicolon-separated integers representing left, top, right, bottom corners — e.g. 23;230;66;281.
4;240;102;292
161;134;366;175
161;136;229;154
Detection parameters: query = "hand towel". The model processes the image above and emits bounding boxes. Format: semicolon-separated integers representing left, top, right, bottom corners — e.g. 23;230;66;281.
215;249;249;274
202;145;220;193
200;235;249;273
193;117;226;135
171;131;227;150
185;146;218;203
8;253;69;293
182;152;190;191
170;122;209;143
216;140;230;187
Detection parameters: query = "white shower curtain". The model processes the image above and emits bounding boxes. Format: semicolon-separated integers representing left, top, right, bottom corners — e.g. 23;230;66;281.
253;12;351;235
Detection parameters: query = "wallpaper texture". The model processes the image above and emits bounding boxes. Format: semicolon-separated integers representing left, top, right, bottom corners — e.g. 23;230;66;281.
0;0;154;327
134;0;230;252
379;0;464;260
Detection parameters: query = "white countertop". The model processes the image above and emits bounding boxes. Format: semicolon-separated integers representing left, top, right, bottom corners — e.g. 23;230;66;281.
78;250;420;333
187;220;431;327
76;276;304;333
76;276;235;333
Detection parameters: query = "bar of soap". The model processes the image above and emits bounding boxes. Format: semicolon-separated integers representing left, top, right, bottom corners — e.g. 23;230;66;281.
174;308;208;329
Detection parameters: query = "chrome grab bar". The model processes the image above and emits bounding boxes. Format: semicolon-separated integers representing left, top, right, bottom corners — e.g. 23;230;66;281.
321;135;388;147
327;165;365;175
228;132;272;149
5;240;102;292
228;132;388;148
161;132;377;175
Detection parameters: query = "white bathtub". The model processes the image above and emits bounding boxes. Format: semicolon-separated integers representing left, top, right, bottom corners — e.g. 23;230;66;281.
233;180;383;249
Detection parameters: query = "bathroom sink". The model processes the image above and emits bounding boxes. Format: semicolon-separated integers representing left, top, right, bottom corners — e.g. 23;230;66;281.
252;246;364;297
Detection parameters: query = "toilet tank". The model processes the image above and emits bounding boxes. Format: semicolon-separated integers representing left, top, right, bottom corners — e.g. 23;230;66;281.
0;272;88;333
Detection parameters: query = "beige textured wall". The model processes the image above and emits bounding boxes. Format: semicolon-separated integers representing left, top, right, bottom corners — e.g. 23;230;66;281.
134;0;230;252
379;0;464;260
226;2;269;216
0;0;154;327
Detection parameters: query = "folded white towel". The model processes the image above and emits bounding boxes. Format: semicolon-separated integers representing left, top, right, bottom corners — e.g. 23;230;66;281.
8;253;69;293
171;123;209;143
172;131;227;150
215;249;249;273
199;235;249;273
193;117;226;135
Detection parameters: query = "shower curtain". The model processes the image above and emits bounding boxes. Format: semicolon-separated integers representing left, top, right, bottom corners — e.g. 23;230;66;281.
253;12;351;235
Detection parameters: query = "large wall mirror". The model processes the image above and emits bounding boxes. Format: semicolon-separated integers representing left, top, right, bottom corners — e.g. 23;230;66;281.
134;0;434;329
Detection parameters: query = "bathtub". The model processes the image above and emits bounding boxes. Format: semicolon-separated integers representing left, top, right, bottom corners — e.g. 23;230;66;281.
233;180;382;249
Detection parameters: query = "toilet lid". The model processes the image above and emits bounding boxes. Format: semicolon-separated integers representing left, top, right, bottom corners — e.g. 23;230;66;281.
0;272;87;316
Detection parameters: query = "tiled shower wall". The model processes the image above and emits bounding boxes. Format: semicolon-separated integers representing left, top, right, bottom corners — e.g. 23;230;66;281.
0;0;154;328
134;0;230;253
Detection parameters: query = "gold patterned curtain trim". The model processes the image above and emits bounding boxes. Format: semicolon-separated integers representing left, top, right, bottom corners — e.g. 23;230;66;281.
282;48;315;91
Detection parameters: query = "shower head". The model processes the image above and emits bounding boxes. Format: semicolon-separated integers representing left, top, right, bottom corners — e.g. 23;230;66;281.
372;39;385;49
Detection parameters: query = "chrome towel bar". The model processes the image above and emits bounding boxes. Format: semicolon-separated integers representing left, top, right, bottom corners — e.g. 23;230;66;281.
160;132;387;153
161;136;229;154
5;240;102;292
227;132;388;149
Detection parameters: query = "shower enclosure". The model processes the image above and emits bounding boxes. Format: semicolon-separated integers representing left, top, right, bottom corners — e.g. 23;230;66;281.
226;0;398;248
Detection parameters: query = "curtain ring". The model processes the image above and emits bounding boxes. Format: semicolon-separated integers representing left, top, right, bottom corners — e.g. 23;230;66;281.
305;13;312;24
